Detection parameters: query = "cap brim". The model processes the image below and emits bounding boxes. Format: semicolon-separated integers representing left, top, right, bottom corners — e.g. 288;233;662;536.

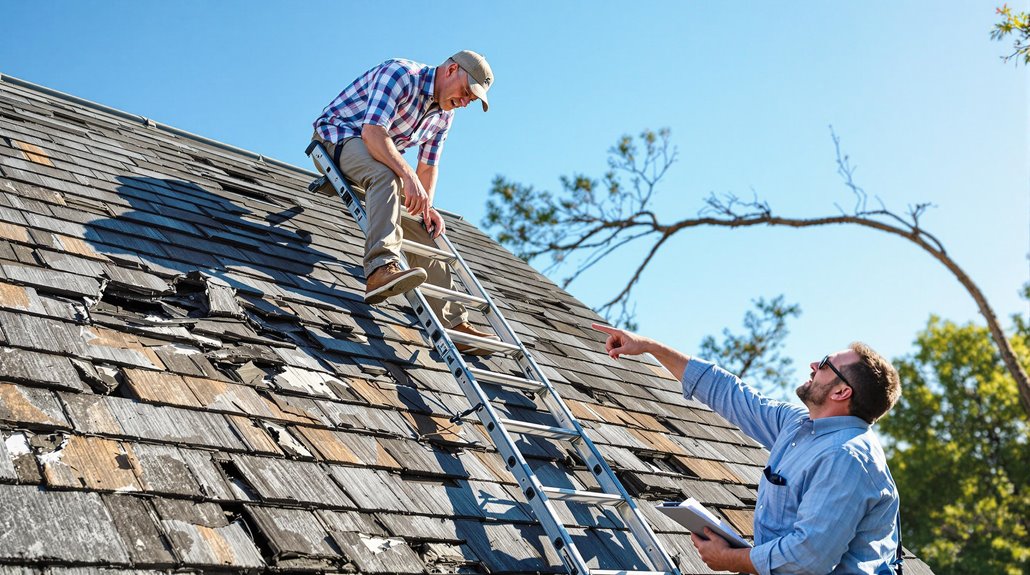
469;81;489;112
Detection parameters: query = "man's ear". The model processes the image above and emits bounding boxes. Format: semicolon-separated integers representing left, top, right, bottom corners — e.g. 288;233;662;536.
834;384;853;402
448;62;460;77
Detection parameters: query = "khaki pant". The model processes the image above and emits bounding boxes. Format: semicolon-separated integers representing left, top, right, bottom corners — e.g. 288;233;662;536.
310;132;468;328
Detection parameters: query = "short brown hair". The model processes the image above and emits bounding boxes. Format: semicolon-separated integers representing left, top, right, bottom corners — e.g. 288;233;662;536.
842;342;901;423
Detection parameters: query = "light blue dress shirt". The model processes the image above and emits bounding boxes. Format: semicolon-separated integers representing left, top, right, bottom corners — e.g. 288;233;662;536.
682;358;900;575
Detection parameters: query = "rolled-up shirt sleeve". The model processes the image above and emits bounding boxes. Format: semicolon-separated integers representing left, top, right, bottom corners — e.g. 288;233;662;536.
749;449;877;575
362;63;408;128
681;358;806;449
418;115;452;166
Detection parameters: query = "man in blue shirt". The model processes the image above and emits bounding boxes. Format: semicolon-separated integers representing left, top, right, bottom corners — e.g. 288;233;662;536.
592;323;902;575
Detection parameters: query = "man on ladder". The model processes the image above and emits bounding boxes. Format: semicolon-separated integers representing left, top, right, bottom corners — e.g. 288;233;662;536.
310;50;498;355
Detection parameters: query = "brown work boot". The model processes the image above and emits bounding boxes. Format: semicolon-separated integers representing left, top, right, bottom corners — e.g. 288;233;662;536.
451;321;500;356
364;262;427;304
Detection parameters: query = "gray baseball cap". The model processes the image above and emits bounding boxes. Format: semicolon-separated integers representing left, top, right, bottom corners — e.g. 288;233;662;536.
450;50;493;111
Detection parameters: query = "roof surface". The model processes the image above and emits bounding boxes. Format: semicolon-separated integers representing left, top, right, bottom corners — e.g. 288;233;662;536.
0;74;933;575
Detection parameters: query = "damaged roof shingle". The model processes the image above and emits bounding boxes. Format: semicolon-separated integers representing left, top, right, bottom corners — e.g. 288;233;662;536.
0;75;937;575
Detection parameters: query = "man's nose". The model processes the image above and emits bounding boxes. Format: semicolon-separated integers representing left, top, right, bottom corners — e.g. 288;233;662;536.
809;360;819;371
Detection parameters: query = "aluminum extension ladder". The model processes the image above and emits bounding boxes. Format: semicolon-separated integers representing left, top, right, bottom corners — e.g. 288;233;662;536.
306;141;680;575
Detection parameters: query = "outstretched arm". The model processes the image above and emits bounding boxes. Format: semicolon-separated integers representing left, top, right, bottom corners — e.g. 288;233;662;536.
592;322;690;378
590;323;805;448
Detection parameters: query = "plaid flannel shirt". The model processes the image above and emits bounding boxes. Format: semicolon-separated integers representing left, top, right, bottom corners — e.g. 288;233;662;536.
314;59;453;166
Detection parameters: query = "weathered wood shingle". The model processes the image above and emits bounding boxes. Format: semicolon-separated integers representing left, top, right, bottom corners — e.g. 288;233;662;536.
0;73;896;574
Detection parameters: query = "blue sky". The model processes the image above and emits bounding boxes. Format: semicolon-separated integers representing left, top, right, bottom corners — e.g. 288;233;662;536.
2;1;1027;389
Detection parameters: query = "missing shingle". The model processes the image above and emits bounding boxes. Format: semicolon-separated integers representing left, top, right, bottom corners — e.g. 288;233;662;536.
4;430;42;483
218;180;279;206
70;358;121;394
221;501;279;564
215;457;260;500
51;109;92;129
260;421;312;459
186;153;217;167
655;416;683;436
419;541;478;574
637;452;696;477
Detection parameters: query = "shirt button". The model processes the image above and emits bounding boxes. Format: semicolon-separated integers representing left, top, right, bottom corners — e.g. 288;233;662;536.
791;442;796;447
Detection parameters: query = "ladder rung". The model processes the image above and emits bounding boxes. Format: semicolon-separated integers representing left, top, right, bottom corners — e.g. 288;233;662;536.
447;330;522;354
419;284;489;310
541;487;626;506
401;239;456;262
468;367;546;393
500;418;580;440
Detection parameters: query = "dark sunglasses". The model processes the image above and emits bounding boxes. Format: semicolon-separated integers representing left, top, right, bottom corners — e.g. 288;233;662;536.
763;465;787;486
818;355;852;388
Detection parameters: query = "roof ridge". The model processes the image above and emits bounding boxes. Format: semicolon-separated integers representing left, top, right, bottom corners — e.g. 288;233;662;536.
0;71;319;179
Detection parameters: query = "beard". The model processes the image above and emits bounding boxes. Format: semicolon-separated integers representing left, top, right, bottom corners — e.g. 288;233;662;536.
796;378;830;407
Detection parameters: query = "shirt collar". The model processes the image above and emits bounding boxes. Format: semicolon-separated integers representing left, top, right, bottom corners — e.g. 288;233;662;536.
810;415;870;436
420;65;438;103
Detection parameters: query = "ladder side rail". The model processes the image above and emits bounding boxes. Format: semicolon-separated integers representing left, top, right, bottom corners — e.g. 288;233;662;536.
309;143;678;575
309;143;594;575
309;143;371;234
510;356;680;572
410;292;594;575
437;233;680;574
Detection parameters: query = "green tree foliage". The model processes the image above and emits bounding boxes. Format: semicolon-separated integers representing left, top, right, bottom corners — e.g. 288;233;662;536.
880;314;1029;575
698;295;802;395
992;4;1030;64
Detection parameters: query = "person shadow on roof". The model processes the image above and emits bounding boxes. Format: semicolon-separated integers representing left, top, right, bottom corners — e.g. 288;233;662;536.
83;176;419;339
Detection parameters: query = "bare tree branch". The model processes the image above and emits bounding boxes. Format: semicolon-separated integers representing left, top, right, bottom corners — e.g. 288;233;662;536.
482;128;1030;418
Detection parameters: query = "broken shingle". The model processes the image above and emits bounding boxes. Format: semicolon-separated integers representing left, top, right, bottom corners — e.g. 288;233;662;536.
183;375;279;419
227;416;284;455
177;448;237;501
152;498;265;568
316;508;387;537
100;264;172;296
206;280;244;318
40;434;141;492
329;530;425;575
243;505;338;558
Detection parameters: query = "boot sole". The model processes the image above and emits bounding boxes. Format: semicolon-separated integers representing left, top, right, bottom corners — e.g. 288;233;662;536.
364;271;427;305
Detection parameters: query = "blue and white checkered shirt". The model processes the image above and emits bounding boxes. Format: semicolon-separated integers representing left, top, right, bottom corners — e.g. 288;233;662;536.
314;59;454;166
682;359;901;575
